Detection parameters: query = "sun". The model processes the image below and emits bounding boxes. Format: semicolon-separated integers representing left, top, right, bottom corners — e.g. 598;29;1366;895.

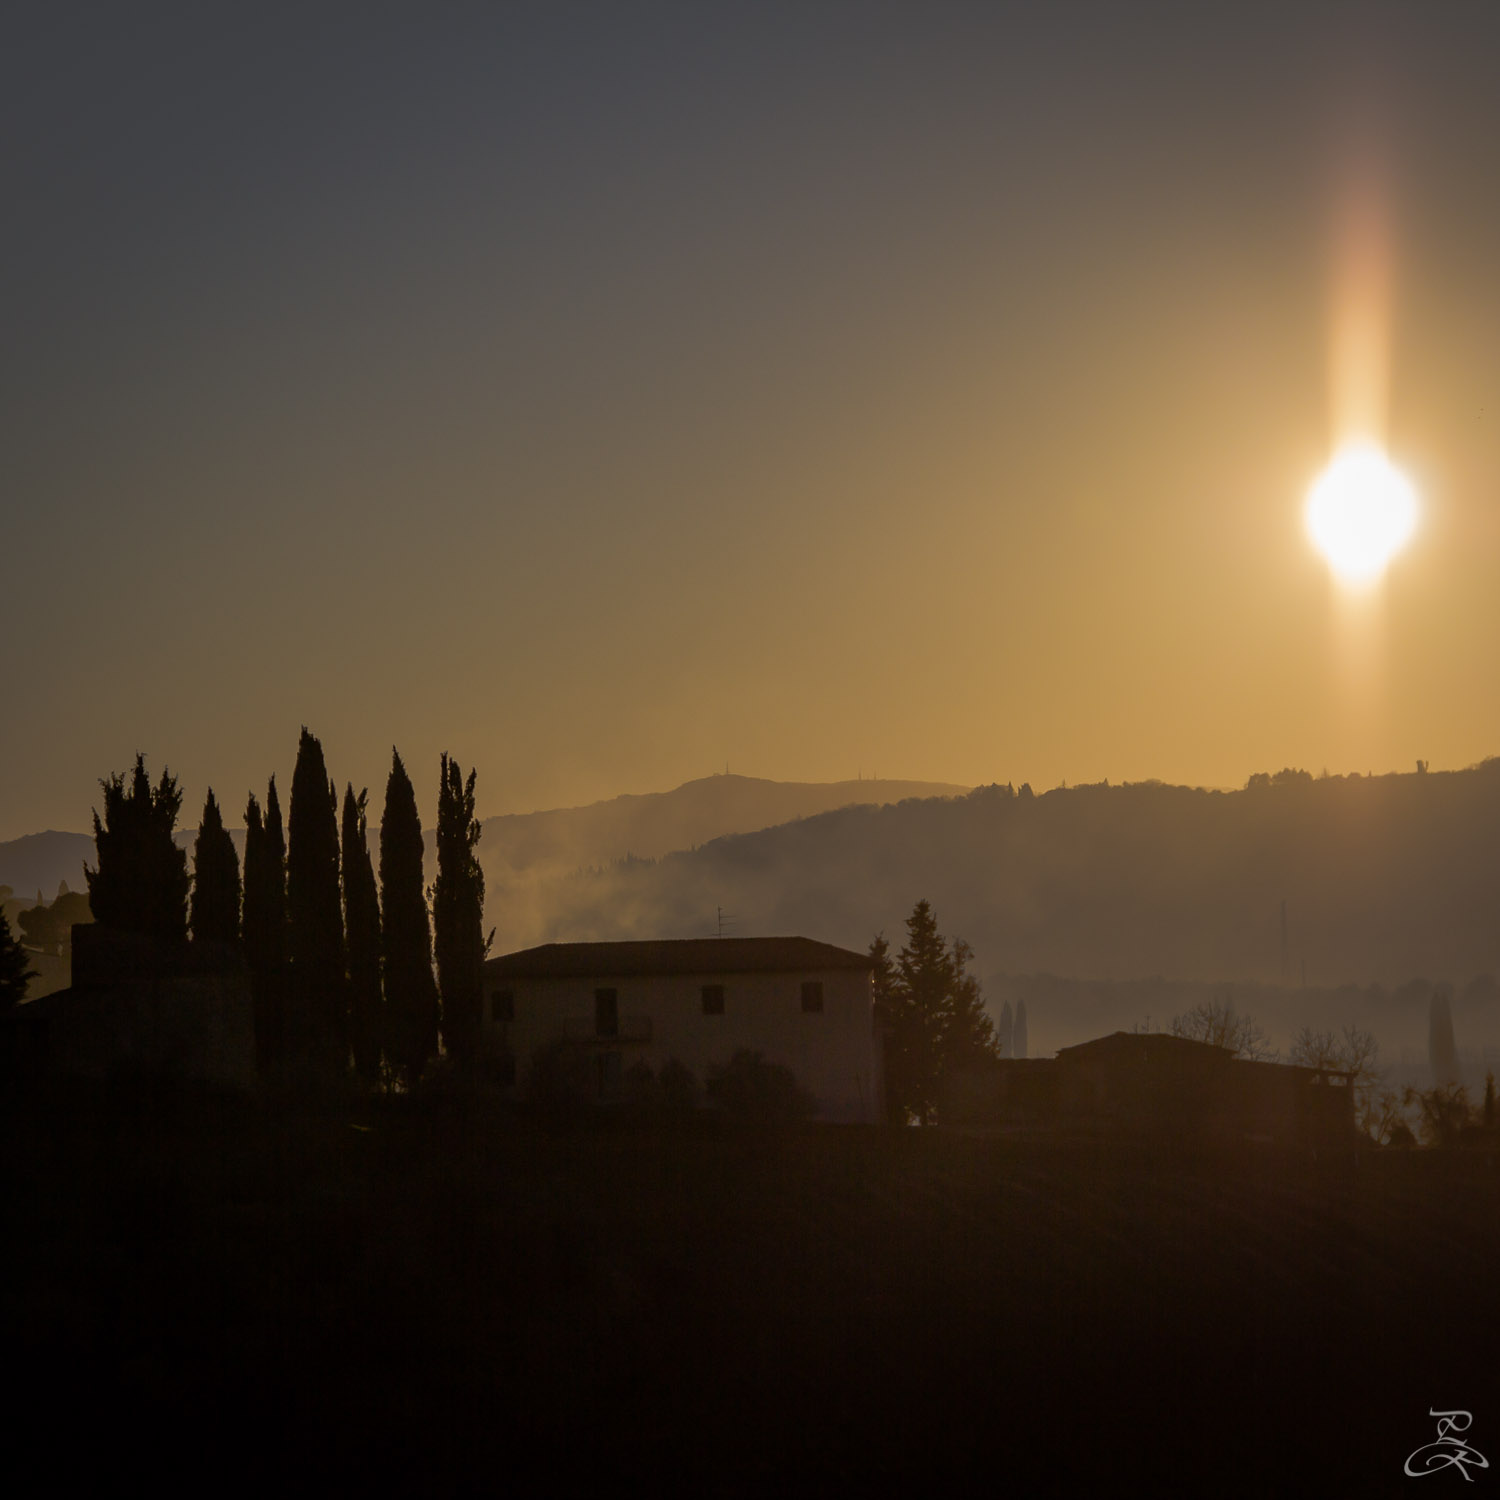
1304;443;1419;584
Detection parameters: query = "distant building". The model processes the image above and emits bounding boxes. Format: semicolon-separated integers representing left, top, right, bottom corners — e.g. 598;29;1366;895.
481;937;879;1122
940;1031;1355;1147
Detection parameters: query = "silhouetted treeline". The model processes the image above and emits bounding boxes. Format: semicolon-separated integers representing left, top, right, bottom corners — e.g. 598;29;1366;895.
83;736;487;1086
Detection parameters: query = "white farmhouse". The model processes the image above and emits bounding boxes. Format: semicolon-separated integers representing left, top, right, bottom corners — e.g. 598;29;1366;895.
481;936;880;1122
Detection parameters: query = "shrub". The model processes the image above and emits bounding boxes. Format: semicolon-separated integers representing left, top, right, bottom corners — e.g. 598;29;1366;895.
526;1038;595;1129
658;1057;698;1116
616;1057;700;1125
705;1049;816;1127
1403;1082;1472;1147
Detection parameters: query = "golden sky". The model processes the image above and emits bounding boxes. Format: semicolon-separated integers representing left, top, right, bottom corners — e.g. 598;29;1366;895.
4;6;1500;838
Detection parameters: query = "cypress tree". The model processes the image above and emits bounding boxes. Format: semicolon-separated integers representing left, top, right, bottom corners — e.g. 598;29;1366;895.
84;754;189;947
287;728;346;1073
243;795;267;1063
381;749;438;1087
434;753;486;1068
342;784;383;1084
189;788;241;945
243;782;290;1073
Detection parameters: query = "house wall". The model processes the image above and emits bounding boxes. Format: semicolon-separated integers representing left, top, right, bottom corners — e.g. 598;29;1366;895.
483;966;878;1122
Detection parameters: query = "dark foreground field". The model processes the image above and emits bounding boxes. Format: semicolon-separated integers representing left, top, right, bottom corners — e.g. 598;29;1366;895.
5;1084;1497;1496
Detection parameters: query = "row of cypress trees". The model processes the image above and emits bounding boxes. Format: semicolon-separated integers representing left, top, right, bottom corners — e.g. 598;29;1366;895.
238;730;487;1084
92;731;487;1085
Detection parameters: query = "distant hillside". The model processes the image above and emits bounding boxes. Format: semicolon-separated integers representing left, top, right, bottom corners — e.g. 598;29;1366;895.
516;764;1500;995
0;774;966;921
0;828;252;905
479;774;968;877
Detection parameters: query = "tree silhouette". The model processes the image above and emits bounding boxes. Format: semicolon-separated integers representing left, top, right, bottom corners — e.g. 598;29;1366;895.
84;755;189;946
342;784;383;1084
189;788;241;945
434;754;487;1069
243;782;290;1072
1171;996;1276;1061
381;749;438;1087
0;907;37;1008
1402;1081;1471;1146
886;899;998;1124
287;729;346;1072
17;890;91;955
1289;1023;1384;1134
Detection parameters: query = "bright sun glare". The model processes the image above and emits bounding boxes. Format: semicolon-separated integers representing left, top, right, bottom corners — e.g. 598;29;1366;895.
1304;443;1419;584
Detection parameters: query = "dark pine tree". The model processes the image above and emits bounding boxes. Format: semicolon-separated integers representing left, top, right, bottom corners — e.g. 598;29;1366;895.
381;749;438;1087
84;754;189;946
0;907;37;1008
189;788;241;945
434;753;487;1069
286;728;346;1073
888;898;997;1125
243;782;290;1072
342;783;384;1084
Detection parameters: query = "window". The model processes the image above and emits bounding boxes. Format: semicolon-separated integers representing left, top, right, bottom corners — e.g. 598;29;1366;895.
491;988;514;1023
801;980;824;1013
701;984;725;1016
595;988;619;1038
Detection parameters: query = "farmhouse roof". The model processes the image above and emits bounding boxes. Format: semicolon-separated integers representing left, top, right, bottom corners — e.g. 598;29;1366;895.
1055;1030;1353;1080
1055;1031;1235;1064
483;936;874;980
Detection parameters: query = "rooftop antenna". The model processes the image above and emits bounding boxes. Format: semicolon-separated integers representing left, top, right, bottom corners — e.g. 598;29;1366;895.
716;906;737;939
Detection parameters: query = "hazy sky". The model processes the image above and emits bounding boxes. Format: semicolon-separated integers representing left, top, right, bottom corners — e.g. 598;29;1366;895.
6;3;1500;839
